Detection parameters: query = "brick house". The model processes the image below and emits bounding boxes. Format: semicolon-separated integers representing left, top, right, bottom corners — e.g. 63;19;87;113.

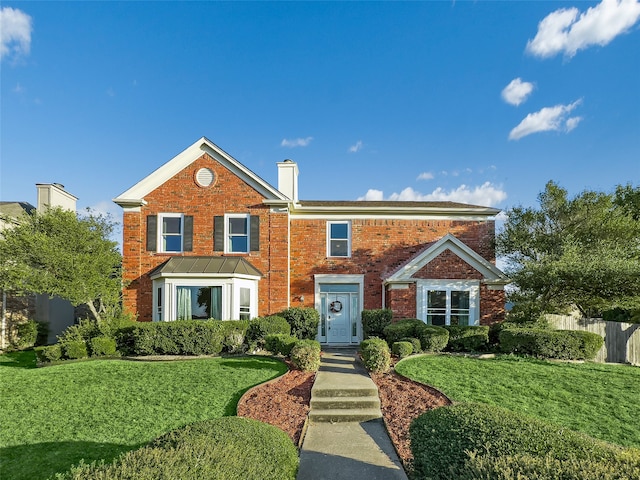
114;137;508;345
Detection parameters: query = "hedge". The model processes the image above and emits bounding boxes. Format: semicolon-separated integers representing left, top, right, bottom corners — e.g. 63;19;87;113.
400;337;422;354
63;339;88;359
246;316;290;350
383;318;424;345
290;340;321;371
499;328;603;360
391;341;413;358
277;308;320;340
444;325;489;352
56;417;299;480
359;337;391;372
264;334;298;356
89;336;118;357
415;324;449;353
13;320;39;350
362;309;393;339
410;403;630;480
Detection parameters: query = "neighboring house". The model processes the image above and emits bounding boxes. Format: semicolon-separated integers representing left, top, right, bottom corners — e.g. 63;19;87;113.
0;184;78;347
114;137;508;346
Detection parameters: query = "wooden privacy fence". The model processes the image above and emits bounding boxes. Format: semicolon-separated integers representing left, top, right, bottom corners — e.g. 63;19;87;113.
546;314;640;366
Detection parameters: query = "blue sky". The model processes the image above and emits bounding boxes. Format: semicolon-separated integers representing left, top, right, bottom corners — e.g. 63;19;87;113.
2;1;639;230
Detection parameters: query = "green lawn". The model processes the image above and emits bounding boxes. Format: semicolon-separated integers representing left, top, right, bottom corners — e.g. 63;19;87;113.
0;351;287;480
396;354;640;449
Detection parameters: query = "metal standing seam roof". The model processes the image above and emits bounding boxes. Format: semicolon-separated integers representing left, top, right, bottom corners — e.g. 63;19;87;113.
149;256;263;278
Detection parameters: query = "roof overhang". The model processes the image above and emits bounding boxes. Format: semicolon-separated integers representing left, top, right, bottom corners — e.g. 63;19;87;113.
149;256;263;280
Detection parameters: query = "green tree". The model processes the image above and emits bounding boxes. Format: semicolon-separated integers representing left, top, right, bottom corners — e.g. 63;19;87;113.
0;207;122;322
496;181;640;318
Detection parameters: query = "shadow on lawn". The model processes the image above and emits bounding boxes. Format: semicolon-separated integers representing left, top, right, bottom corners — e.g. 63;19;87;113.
0;350;38;369
1;440;141;480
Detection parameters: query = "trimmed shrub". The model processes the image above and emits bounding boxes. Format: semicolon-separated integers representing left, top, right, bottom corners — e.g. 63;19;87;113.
13;320;39;350
383;318;424;345
57;417;299;480
401;337;422;354
35;344;62;363
290;340;321;371
277;308;320;340
58;319;100;345
392;341;413;358
223;331;246;354
444;325;490;352
89;336;117;357
415;324;449;353
63;340;88;359
499;328;603;360
264;334;298;356
410;402;627;480
460;450;640;480
246;316;291;350
360;337;391;373
362;309;393;339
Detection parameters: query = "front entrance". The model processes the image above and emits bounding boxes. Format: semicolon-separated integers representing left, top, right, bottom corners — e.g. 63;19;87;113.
315;275;364;345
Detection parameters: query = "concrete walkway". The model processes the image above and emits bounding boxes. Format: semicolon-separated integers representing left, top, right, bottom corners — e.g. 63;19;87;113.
297;349;408;480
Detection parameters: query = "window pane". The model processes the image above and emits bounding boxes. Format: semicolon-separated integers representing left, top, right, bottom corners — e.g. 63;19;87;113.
239;287;251;320
229;236;248;252
211;286;222;320
330;223;348;239
428;291;446;309
331;240;348;256
428;314;446;326
163;217;181;234
163;235;182;252
229;217;247;234
451;291;470;309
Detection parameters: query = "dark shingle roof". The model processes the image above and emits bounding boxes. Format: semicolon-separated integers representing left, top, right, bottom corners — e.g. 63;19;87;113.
149;256;263;277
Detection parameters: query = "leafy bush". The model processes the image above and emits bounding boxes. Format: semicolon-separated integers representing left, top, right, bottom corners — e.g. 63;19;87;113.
499;328;603;360
264;334;298;356
362;309;393;339
415;324;449;353
410;402;627;480
401;337;422;354
35;344;62;363
13;320;39;350
35;321;49;346
391;341;413;358
89;336;117;357
246;316;291;350
359;337;391;372
277;308;320;340
223;332;246;354
383;318;424;345
290;340;321;371
57;417;299;480
63;340;88;359
460;450;640;480
444;325;490;352
58;319;100;345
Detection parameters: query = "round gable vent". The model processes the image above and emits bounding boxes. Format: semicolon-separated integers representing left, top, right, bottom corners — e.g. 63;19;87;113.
195;167;216;187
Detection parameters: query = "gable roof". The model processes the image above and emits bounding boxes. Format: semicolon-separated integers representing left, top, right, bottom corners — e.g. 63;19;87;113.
113;137;288;209
385;233;508;285
149;256;263;279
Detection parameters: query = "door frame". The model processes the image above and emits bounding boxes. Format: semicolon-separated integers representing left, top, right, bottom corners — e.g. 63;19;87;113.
314;274;364;345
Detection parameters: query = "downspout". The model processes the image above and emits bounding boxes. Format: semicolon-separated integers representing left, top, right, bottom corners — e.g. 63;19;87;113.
381;281;386;309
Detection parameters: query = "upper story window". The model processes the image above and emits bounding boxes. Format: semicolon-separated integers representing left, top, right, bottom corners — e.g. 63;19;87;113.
327;221;351;257
146;214;193;253
226;214;249;253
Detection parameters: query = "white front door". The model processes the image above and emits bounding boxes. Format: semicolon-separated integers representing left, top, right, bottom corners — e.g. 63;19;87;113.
326;293;351;344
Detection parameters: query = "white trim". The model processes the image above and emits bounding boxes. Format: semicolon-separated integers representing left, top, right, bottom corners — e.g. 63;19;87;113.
113;137;287;207
224;213;250;254
314;274;364;344
158;213;184;253
291;213;497;221
416;279;480;326
386;233;508;284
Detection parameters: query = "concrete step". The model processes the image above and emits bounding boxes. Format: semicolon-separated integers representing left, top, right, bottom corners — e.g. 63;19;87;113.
311;385;379;398
309;407;382;423
311;395;381;410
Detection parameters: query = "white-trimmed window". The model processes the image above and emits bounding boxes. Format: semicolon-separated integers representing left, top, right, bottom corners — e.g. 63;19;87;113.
159;213;183;252
417;280;479;326
226;214;250;253
327;221;351;257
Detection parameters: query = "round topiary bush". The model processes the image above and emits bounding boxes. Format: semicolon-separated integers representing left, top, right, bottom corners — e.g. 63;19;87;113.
63;339;88;359
415;324;449;353
290;340;321;371
277;308;320;340
58;417;299;480
391;341;413;358
245;316;291;350
359;337;391;372
400;337;422;354
383;318;424;345
361;309;393;339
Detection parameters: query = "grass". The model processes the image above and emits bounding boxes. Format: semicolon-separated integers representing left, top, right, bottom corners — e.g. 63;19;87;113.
396;354;640;449
0;350;287;480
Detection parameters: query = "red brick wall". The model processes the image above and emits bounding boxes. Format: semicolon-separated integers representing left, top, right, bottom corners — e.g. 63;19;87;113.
290;218;496;313
121;153;289;321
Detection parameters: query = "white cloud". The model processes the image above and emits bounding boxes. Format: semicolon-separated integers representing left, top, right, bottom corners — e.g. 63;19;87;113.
1;7;32;61
348;140;363;153
509;99;583;140
501;78;535;106
358;182;507;207
526;0;640;59
417;172;434;181
281;137;313;148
